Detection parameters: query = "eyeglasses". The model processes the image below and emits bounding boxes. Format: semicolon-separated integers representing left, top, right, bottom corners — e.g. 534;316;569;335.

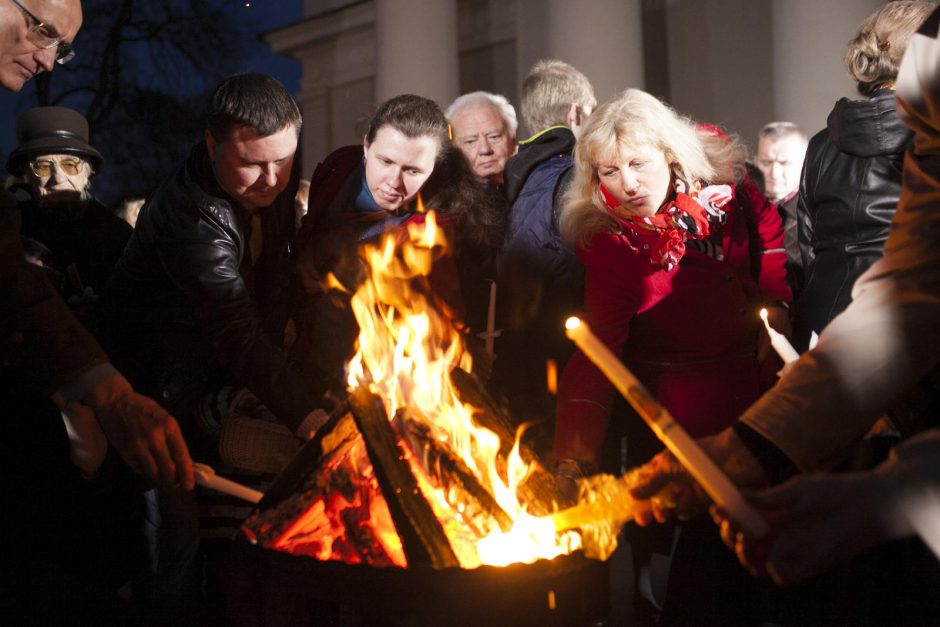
30;158;84;177
8;0;76;65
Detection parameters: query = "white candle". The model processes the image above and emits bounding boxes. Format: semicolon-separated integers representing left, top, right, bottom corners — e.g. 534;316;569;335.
194;462;263;504
485;280;497;358
476;280;501;360
564;317;768;537
760;308;800;363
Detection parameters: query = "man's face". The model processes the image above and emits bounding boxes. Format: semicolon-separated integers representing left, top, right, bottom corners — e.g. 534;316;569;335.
451;104;515;185
756;135;807;201
206;123;298;211
0;0;82;92
363;125;439;212
25;152;91;203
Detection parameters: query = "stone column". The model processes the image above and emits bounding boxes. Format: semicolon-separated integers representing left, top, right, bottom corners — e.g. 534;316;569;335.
772;0;883;133
516;0;643;105
374;0;459;107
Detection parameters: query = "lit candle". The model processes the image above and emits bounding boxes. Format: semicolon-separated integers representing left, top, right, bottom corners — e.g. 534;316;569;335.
564;317;768;537
194;463;263;504
760;308;800;363
546;359;558;395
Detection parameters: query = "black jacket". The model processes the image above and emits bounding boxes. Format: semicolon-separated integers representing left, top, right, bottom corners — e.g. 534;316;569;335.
17;190;131;299
794;89;913;350
104;143;315;433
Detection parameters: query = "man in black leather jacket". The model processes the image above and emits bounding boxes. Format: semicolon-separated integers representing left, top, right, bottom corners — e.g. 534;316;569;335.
103;73;326;621
107;73;324;440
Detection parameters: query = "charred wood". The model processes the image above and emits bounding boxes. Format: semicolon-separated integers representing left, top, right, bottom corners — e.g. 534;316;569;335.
394;407;513;533
349;387;460;569
450;367;564;516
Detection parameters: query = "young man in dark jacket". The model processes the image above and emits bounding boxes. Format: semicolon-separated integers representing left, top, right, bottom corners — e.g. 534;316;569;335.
491;59;595;429
104;73;326;621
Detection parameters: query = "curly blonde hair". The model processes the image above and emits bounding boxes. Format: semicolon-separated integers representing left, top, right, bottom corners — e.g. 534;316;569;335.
559;89;745;248
845;1;936;97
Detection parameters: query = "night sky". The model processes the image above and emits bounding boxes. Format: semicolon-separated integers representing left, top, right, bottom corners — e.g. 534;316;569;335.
1;0;303;163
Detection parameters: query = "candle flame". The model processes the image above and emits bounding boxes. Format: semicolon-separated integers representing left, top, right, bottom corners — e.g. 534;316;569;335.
759;308;769;321
565;317;581;330
546;359;557;395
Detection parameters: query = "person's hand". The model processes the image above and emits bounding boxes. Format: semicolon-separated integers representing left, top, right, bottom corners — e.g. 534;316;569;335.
626;427;771;525
83;373;194;489
553;458;587;504
710;470;902;587
627;449;710;524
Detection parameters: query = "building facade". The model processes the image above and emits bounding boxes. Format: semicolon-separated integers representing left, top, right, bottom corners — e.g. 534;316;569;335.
266;0;884;177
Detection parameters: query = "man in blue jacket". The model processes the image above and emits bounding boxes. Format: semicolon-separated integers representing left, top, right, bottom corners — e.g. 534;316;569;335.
492;59;595;427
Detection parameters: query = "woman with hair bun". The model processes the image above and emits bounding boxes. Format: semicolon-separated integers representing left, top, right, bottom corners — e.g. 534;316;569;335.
794;0;935;350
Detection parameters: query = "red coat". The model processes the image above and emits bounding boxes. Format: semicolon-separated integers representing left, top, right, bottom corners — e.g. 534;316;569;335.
553;180;790;465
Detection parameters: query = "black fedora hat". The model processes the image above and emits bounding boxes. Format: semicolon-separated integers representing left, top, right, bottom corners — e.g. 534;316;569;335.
6;106;104;177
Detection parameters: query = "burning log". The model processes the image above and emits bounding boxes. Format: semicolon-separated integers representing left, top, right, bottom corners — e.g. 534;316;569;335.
450;367;565;516
242;411;407;567
348;387;460;569
393;406;513;533
244;212;584;572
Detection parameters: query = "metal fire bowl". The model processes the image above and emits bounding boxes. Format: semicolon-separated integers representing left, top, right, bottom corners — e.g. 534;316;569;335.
230;537;607;627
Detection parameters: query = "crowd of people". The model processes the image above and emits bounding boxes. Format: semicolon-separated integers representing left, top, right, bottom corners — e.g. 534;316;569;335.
3;0;940;625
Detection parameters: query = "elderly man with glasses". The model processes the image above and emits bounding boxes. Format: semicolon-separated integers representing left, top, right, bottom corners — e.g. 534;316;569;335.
0;0;80;91
7;105;131;304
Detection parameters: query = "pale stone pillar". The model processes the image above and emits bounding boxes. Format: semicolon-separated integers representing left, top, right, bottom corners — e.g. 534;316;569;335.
515;0;643;110
772;0;883;133
374;0;459;107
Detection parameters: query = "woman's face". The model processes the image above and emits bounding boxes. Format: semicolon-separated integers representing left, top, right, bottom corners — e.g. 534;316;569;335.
597;141;672;218
363;125;439;212
26;153;91;202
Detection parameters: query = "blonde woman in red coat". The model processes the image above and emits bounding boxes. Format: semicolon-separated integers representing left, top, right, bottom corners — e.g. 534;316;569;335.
552;89;791;625
554;88;790;474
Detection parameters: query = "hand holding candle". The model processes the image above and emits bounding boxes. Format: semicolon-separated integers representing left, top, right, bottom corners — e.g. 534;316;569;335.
564;317;769;538
760;308;800;363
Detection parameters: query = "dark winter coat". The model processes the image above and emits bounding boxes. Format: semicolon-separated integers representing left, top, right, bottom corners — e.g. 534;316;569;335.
491;126;584;420
554;180;791;465
794;89;913;350
104;142;315;433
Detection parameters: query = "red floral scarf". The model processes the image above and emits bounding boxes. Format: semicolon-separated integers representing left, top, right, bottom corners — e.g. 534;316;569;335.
600;180;733;271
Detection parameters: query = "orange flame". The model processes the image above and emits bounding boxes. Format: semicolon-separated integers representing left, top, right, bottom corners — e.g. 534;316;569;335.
546;359;558;395
345;210;580;567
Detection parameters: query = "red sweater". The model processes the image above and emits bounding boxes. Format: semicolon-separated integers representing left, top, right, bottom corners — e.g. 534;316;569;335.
553;180;790;465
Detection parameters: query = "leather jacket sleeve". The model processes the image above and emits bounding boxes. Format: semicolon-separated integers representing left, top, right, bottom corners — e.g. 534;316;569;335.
150;187;316;433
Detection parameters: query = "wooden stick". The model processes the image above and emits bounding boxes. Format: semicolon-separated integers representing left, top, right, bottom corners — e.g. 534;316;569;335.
565;317;768;537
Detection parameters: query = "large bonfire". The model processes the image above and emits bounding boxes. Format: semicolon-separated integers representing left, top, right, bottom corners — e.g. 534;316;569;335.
243;209;588;568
